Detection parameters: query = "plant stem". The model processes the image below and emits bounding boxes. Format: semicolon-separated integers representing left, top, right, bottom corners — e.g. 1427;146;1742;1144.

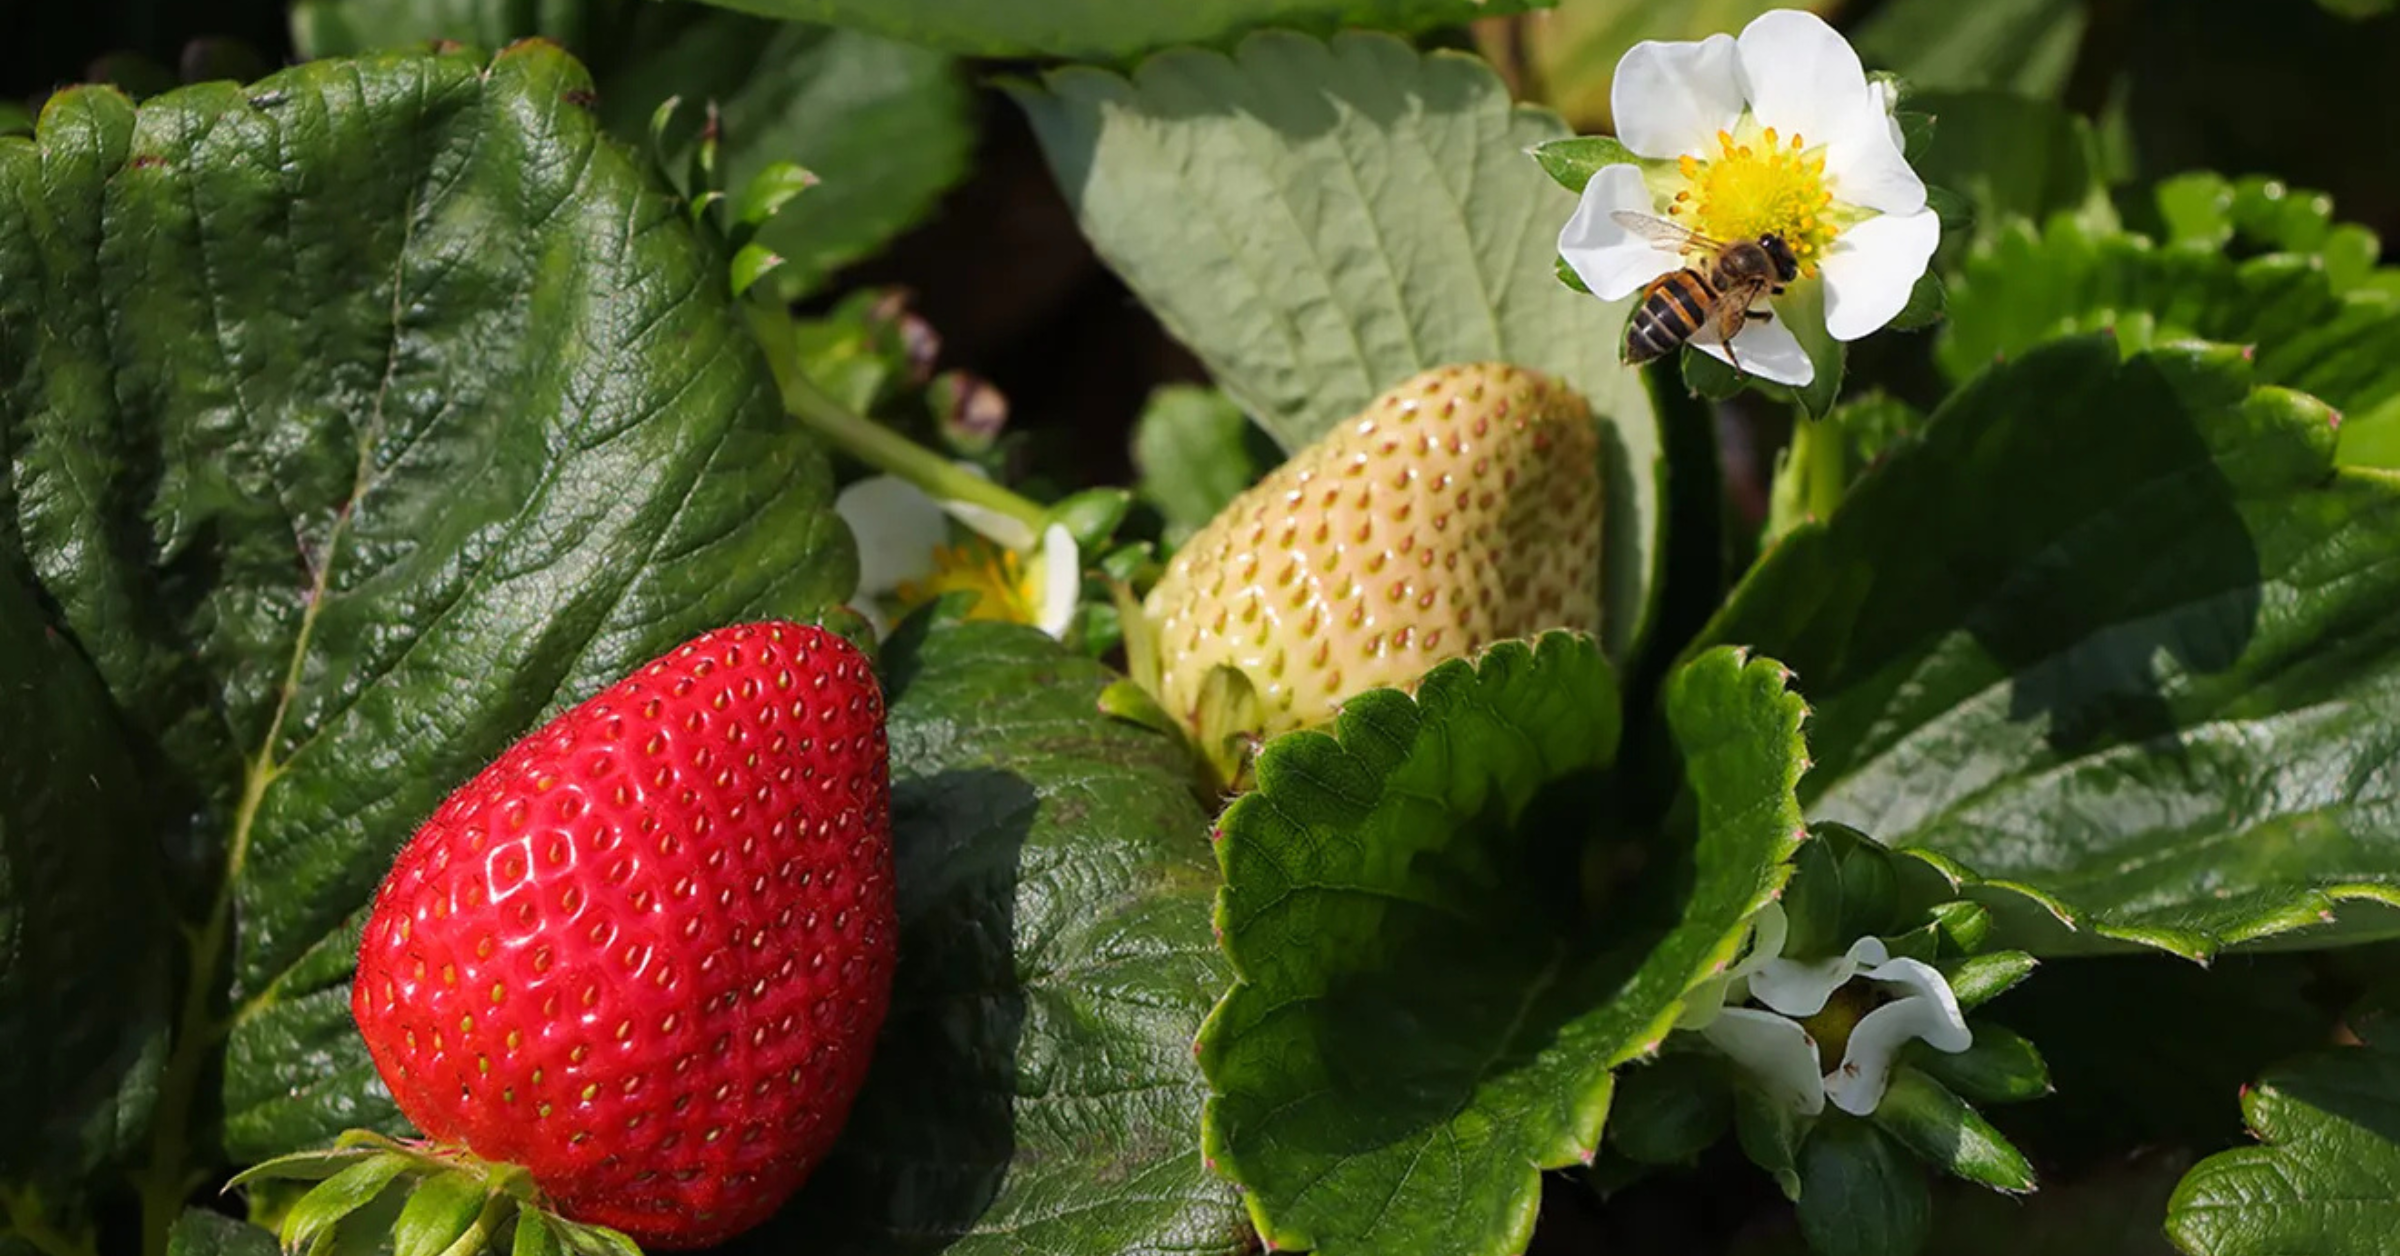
742;306;1048;542
2;1187;101;1256
1764;415;1850;546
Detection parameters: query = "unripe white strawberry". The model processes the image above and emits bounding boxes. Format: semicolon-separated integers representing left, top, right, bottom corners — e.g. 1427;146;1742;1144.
1136;363;1603;776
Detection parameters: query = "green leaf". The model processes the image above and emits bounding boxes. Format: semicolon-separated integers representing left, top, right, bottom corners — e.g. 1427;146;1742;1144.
679;0;1541;59
1528;134;1638;193
1200;639;1805;1256
1688;336;2400;959
1608;1053;1734;1166
1013;32;1667;662
1905;90;2115;255
0;569;171;1194
1849;0;2086;98
292;1;972;301
1128;387;1270;549
168;1211;280;1256
2167;1024;2400;1255
1938;187;2400;469
0;42;853;1200
754;620;1244;1256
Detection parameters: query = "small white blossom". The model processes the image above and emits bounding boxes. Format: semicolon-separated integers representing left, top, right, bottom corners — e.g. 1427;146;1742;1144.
1558;9;1940;386
834;472;1079;639
1689;903;1972;1116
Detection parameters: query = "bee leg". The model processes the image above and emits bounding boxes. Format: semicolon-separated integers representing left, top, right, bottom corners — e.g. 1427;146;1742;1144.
1748;309;1775;323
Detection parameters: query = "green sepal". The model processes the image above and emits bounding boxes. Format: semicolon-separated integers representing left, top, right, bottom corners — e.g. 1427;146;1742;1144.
1834;834;1901;942
1607;1053;1734;1167
1044;488;1134;551
1877;921;1940;965
1556;254;1592;295
1868;1067;2037;1194
1190;663;1264;793
729;243;786;299
1528;135;1638;194
1097;678;1183;742
1781;835;1848;960
1926;900;1991;954
1911;1025;2051;1105
1940;951;2037;1012
280;1156;412;1250
1733;1081;1807;1201
729;161;819;247
1099;541;1157;585
1885;269;1947;332
393;1172;487;1256
225;1147;378;1188
510;1215;560;1256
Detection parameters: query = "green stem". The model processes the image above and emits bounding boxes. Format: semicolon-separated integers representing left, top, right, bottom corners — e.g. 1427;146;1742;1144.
742;306;1048;541
1764;414;1850;546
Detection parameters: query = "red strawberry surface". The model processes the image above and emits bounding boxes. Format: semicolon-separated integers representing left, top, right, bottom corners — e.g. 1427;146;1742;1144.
351;622;895;1248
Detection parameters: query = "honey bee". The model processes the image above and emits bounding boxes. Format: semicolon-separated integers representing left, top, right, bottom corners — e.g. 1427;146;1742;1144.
1611;212;1800;374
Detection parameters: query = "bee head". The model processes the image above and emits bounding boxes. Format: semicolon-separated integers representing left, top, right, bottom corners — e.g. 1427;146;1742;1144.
1758;233;1800;283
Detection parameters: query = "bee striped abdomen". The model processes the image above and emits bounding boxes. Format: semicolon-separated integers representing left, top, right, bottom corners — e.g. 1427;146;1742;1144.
1624;269;1714;365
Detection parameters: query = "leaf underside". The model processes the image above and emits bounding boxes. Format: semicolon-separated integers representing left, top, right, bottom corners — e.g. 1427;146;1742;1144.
1693;335;2400;960
1200;637;1806;1256
1011;31;1667;663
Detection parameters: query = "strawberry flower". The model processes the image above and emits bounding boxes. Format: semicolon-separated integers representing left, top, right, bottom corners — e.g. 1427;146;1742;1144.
835;472;1080;639
1682;903;1972;1116
1557;9;1938;386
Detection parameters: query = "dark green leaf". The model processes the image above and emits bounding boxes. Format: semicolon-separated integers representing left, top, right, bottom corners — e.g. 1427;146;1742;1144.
1938;190;2400;469
0;570;171;1193
168;1211;279;1256
1913;1025;2050;1105
1850;0;2086;98
1689;336;2400;958
677;0;1540;59
1609;1053;1734;1166
1870;1069;2036;1193
292;1;971;300
1201;640;1805;1256
1128;387;1268;550
2167;1024;2400;1255
1798;1118;1931;1256
747;620;1245;1256
1904;90;2114;262
1013;32;1666;662
1735;1080;1807;1201
1;42;852;1199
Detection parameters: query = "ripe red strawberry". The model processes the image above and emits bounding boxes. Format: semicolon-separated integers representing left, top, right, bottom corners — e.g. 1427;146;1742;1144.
347;621;894;1249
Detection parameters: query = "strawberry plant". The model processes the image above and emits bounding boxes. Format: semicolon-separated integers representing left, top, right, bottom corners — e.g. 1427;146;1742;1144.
12;5;2400;1256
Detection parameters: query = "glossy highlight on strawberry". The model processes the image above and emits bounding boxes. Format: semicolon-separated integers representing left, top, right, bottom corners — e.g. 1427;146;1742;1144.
351;622;894;1249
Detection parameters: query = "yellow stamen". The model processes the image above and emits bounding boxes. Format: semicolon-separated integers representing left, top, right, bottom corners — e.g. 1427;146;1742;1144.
893;537;1051;627
1665;122;1845;279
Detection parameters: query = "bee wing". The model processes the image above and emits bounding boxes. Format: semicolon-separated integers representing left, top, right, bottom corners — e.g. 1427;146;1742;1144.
1609;211;1723;251
1701;277;1771;344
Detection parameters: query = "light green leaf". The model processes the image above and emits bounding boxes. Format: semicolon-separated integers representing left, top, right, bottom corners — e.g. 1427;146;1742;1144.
1690;336;2400;959
292;0;971;300
0;40;852;1205
1200;638;1805;1256
1129;387;1270;550
1939;181;2400;469
1013;32;1665;662
1473;2;1840;133
680;0;1541;59
756;620;1245;1256
2167;1023;2400;1255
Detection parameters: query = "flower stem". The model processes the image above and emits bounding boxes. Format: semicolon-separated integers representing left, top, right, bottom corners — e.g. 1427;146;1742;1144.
743;306;1047;539
1764;414;1849;545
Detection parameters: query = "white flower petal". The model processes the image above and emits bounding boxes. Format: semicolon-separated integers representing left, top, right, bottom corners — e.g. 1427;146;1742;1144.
943;498;1037;552
1822;956;1974;1116
1747;934;1888;1018
835;475;947;601
1033;523;1081;639
1692;314;1814;387
1822;126;1926;217
1730;901;1791;981
1681;903;1792;1031
1735;10;1876;154
1704;1009;1827;1116
1862;956;1974;1053
1558;165;1684;301
1868;79;1906;156
1611;33;1745;160
1821;208;1940;340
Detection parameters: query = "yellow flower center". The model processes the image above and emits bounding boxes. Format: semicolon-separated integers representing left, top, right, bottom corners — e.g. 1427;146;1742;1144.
895;538;1046;626
1666;124;1840;277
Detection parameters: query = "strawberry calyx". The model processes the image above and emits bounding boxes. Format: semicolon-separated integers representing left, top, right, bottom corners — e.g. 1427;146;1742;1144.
231;1130;642;1256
